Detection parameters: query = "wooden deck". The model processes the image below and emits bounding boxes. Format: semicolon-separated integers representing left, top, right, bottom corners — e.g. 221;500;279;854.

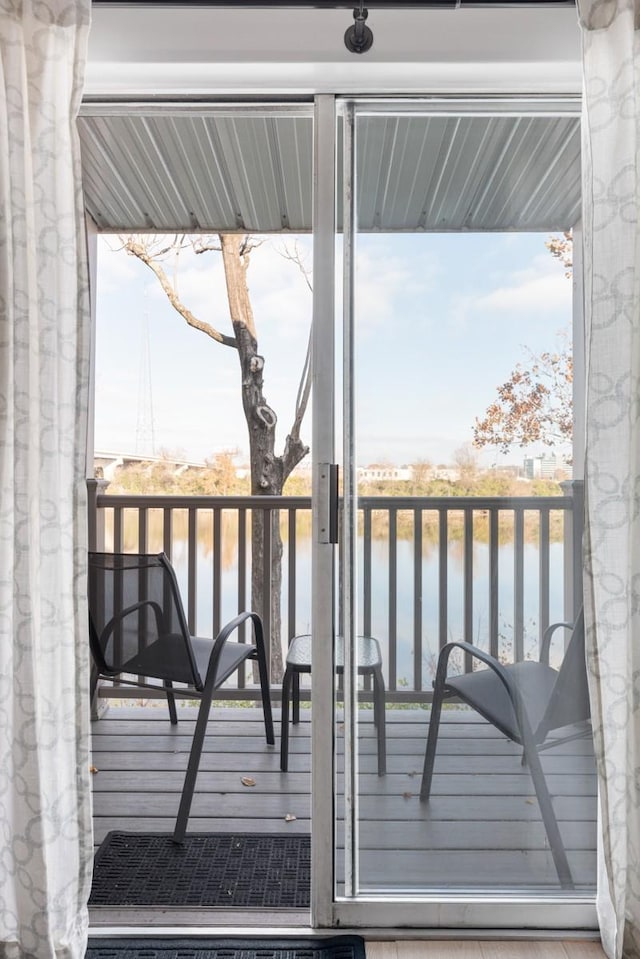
90;703;597;921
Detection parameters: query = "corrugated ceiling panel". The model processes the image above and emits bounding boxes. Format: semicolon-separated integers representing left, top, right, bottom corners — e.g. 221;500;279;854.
78;109;580;233
353;114;581;231
79;113;314;232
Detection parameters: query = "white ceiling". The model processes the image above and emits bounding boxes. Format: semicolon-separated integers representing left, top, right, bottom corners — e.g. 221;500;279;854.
84;5;582;97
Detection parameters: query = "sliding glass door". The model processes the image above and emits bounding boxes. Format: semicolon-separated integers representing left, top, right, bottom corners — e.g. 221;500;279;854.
312;96;597;930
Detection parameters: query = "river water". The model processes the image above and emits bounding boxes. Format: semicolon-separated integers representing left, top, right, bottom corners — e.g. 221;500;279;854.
159;529;566;690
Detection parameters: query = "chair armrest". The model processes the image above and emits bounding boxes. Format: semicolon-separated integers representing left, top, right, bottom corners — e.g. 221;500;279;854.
203;611;267;685
101;599;165;647
436;640;520;710
539;620;574;666
213;610;263;648
435;640;543;745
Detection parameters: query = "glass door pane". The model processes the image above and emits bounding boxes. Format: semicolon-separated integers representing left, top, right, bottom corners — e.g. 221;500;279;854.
335;98;597;912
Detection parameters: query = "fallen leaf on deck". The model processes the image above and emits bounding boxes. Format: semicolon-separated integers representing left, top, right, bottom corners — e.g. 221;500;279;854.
89;765;98;774
402;791;414;800
525;798;536;805
285;813;297;822
241;777;256;787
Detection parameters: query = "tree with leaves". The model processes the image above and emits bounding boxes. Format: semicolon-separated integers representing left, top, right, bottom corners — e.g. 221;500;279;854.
473;232;573;456
120;233;312;679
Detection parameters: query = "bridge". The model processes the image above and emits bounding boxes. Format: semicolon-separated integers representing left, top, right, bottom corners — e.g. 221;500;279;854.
93;450;207;482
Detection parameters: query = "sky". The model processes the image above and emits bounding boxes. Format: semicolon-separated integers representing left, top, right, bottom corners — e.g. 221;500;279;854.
94;231;572;468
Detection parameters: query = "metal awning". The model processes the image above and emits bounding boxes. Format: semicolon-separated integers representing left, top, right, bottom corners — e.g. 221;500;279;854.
78;104;581;233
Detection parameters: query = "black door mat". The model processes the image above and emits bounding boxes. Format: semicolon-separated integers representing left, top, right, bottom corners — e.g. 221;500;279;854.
89;832;310;908
86;938;365;959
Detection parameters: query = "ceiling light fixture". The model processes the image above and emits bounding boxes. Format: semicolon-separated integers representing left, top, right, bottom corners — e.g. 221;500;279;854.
344;1;373;54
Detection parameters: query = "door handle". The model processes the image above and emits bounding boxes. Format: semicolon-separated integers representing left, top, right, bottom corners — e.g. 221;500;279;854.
318;463;339;544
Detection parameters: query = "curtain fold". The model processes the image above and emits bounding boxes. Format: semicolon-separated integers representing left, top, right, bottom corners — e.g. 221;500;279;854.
0;1;93;958
579;0;640;956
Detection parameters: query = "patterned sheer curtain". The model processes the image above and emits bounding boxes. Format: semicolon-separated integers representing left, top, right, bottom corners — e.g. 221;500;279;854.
578;0;640;956
0;1;93;958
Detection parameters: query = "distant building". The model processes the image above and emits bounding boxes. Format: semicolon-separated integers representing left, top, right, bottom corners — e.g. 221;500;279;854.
523;454;571;480
358;465;412;482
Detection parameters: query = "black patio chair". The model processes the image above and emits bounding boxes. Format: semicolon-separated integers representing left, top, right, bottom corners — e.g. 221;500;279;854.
420;609;590;888
88;551;274;843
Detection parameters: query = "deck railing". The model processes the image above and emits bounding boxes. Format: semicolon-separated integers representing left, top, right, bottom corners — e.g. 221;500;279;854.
88;481;582;703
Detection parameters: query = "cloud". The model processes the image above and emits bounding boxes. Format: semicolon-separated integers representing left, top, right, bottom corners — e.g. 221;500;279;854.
351;246;439;336
478;272;570;314
451;253;571;331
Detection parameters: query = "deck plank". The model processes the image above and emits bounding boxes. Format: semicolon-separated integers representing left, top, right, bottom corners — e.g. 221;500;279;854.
90;769;596;797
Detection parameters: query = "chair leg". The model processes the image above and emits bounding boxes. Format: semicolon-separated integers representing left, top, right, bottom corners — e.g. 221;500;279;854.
280;665;294;772
420;679;445;801
292;671;301;725
164;680;178;725
172;682;215;844
252;618;274;746
522;738;574;888
90;664;100;721
372;665;386;776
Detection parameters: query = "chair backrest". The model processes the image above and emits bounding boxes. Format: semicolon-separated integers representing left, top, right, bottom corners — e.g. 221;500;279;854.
88;552;202;687
536;608;590;740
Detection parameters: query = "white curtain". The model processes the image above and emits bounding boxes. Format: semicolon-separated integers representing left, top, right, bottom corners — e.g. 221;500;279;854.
0;1;93;958
579;0;640;956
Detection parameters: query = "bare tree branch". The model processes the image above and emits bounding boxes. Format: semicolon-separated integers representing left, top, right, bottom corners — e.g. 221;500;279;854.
121;235;237;349
191;236;222;255
275;241;312;474
277;239;313;293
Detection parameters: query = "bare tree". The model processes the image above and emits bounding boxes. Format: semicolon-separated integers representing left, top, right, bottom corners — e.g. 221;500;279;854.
410;459;432;487
452;443;480;483
120;233;312;680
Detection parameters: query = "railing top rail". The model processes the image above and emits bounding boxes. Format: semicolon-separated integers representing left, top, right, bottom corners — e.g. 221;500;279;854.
358;495;573;510
95;493;313;509
96;492;573;511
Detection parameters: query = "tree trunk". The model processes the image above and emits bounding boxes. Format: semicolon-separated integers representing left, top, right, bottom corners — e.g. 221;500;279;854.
251;509;284;681
220;235;289;681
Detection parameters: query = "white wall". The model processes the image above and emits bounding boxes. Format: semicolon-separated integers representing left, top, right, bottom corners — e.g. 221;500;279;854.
85;4;582;97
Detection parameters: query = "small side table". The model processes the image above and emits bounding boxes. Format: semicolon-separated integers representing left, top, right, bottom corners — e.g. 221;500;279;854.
280;633;386;776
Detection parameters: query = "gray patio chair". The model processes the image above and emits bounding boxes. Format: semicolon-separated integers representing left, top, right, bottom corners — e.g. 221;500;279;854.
88;551;274;843
420;609;590;889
